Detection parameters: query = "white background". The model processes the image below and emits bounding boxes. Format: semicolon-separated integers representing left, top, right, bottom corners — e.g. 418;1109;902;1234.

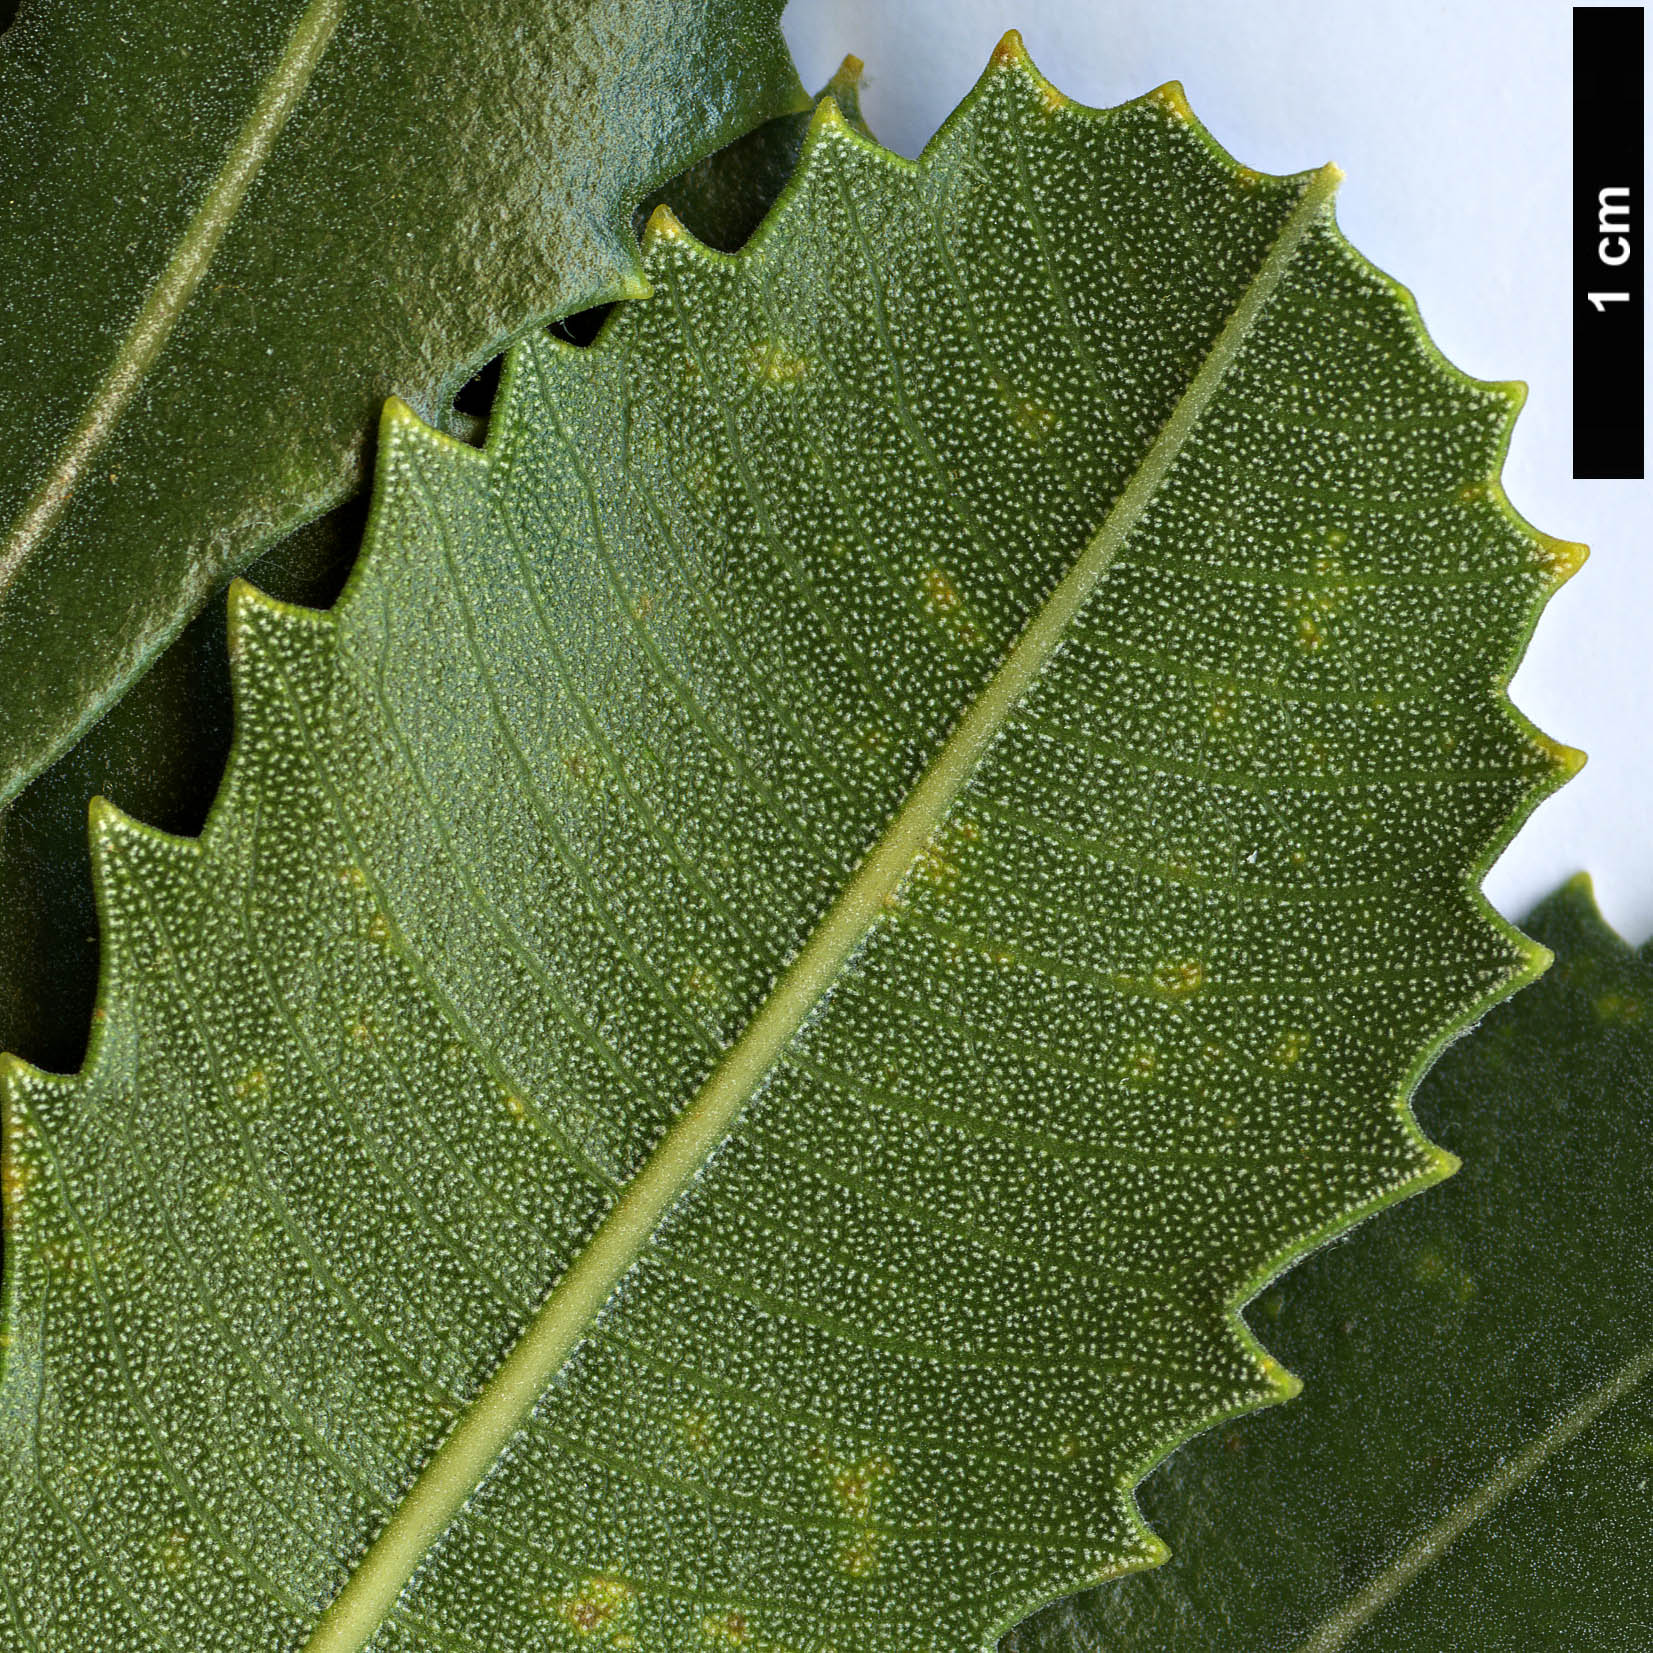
782;0;1653;942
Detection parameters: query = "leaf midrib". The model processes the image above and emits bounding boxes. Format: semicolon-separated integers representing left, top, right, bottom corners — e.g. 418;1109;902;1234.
299;157;1344;1653
0;0;346;788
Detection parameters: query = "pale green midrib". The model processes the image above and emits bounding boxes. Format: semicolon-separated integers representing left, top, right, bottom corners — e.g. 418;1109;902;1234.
0;0;346;590
1292;1335;1653;1653
298;160;1343;1653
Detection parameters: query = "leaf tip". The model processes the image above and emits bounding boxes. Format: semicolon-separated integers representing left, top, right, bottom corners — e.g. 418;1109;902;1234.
381;393;420;431
1258;1352;1303;1403
226;575;278;665
1424;1142;1463;1184
1537;732;1588;781
1533;532;1589;587
1145;80;1195;122
86;792;134;843
642;202;688;251
991;29;1028;69
1562;868;1598;904
0;1052;33;1108
833;52;865;87
807;92;851;138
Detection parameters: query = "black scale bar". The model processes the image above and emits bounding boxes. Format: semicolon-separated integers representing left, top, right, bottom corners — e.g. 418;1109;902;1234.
1574;5;1645;479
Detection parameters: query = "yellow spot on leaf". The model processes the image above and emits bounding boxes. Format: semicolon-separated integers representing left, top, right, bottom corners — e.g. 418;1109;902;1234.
2;1149;33;1223
746;339;810;388
1270;1028;1311;1069
921;565;962;613
1124;1044;1159;1084
156;1526;191;1577
830;1451;894;1519
1149;957;1204;1000
1595;991;1644;1025
700;1612;751;1645
677;1405;717;1454
837;1530;883;1577
558;1576;637;1638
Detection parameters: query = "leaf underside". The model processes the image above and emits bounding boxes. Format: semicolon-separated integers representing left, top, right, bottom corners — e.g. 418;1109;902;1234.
1010;875;1651;1651
0;39;1578;1653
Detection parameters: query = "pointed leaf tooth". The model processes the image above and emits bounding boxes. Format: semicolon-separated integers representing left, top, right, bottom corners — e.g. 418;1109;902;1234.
806;90;850;137
1532;531;1590;587
990;28;1029;69
1145;78;1197;122
641;200;690;254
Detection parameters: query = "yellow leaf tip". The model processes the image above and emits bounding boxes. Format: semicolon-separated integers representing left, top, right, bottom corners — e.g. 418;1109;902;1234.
834;52;865;84
808;93;850;136
1533;533;1589;586
1538;734;1588;779
991;30;1028;67
1426;1143;1462;1182
1147;80;1194;121
87;793;141;844
642;203;686;249
1259;1353;1303;1401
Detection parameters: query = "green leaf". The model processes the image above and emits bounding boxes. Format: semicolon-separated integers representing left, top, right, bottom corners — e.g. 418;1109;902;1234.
0;496;365;1072
1010;875;1651;1652
0;61;862;1076
0;37;1578;1652
636;54;875;254
0;0;805;811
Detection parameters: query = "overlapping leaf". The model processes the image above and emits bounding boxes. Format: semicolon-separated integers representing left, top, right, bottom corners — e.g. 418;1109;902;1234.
0;38;1580;1653
0;58;868;1075
0;0;803;810
1012;875;1650;1651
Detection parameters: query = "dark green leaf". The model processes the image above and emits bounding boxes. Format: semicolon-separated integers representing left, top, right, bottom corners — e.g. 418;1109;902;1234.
0;0;805;809
1011;874;1649;1653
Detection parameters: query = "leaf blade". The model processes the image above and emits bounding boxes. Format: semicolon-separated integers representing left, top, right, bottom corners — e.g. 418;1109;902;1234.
1009;875;1650;1653
1;39;1579;1653
0;0;804;808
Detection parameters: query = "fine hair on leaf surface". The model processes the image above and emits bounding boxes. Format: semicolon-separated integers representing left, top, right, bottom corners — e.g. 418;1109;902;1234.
0;31;1581;1653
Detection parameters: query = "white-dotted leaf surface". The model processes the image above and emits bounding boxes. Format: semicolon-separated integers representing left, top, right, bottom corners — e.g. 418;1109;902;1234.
0;36;1580;1653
